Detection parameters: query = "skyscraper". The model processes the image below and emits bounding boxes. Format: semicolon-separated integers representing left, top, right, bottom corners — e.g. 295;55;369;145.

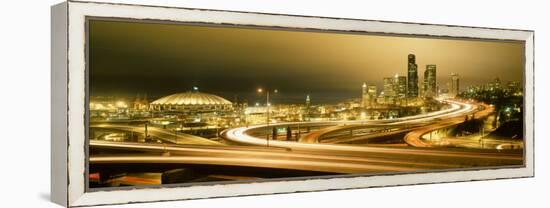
367;84;377;108
395;75;407;98
450;73;460;97
424;65;437;98
407;54;419;98
383;77;396;104
361;83;378;108
383;77;396;97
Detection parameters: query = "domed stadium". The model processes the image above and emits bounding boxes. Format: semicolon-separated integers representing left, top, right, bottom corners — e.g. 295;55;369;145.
150;91;233;113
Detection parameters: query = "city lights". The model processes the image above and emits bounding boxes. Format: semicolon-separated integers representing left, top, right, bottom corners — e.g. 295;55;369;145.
87;19;526;188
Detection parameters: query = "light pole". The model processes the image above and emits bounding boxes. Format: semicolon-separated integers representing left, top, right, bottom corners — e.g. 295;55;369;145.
258;88;277;147
216;118;220;140
296;121;300;141
174;128;178;144
144;122;148;142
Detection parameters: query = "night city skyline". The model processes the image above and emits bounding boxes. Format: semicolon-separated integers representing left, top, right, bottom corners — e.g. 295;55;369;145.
87;19;525;188
89;20;524;104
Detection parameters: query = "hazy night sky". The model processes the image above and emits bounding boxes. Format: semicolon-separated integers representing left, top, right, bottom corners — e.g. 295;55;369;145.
89;20;524;104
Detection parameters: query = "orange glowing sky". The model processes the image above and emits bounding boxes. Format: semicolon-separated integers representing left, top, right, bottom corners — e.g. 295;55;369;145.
90;20;524;102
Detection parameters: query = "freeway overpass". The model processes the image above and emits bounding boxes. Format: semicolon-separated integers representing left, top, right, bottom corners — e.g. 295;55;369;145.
403;103;494;148
90;140;521;176
223;100;475;149
89;100;523;186
299;123;420;144
91;124;223;146
221;99;521;161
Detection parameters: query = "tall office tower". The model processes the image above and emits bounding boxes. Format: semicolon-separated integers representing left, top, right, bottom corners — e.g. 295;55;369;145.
424;65;437;97
361;83;378;108
407;54;419;98
367;84;377;107
383;77;396;104
395;75;407;98
451;73;460;97
446;82;452;95
361;82;368;108
383;77;396;97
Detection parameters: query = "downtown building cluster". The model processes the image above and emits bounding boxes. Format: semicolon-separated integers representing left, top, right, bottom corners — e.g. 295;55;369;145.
361;54;460;108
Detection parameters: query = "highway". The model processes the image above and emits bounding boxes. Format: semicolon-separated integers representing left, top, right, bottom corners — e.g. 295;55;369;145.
300;124;417;144
221;100;521;163
91;124;223;146
403;103;493;148
90;140;519;175
223;100;475;149
90;100;523;185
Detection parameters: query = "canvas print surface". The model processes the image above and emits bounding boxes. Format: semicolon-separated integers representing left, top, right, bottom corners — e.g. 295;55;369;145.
87;19;525;188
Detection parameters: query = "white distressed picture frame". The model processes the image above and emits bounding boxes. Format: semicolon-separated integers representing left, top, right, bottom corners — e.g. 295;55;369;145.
51;1;534;207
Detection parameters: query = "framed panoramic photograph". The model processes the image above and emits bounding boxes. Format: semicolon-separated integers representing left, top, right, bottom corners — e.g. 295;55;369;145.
51;0;534;207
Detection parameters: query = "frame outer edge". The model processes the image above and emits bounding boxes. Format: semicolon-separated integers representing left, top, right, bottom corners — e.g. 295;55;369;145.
51;1;69;207
526;31;535;177
65;1;535;207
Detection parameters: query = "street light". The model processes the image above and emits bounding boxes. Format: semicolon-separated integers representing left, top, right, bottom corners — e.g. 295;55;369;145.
258;88;278;147
174;128;178;144
143;122;149;143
